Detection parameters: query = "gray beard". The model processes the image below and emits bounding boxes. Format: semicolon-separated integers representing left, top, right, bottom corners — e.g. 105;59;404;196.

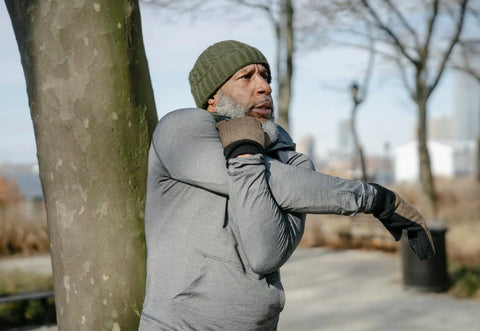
215;91;279;144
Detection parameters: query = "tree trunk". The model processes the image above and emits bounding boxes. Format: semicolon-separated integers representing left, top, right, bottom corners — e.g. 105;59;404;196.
416;96;437;217
276;0;293;132
5;0;158;329
477;107;480;182
350;103;368;182
477;132;480;182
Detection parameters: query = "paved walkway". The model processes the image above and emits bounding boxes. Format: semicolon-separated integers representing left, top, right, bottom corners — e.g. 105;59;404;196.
278;248;480;331
1;249;479;330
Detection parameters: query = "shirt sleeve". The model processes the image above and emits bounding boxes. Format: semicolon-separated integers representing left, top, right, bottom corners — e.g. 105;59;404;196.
151;108;376;215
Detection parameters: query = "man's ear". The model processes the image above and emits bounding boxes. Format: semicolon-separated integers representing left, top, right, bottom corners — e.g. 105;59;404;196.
206;94;218;113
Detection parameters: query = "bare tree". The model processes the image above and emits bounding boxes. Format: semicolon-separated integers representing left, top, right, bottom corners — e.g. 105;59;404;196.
235;0;295;132
359;0;470;216
5;0;158;328
306;0;470;216
348;24;376;182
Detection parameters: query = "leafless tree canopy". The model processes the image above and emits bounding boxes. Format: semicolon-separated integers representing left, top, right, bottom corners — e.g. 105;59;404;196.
302;0;474;215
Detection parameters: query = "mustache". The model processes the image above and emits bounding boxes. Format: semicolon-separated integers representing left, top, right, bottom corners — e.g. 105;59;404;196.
250;97;274;110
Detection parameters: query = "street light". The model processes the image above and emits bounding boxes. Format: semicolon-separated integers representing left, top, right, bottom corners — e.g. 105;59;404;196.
350;81;361;105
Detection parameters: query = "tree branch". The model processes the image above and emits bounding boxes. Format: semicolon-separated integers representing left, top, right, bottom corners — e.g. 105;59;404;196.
359;23;375;100
420;0;439;65
234;0;270;13
360;0;418;65
142;0;206;11
395;57;414;98
324;39;401;62
384;0;420;49
453;40;480;82
428;0;469;97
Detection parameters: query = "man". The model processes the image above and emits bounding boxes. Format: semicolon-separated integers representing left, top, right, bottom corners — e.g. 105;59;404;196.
139;40;435;330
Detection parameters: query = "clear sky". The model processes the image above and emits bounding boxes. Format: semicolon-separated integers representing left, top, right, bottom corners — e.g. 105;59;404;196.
0;2;455;165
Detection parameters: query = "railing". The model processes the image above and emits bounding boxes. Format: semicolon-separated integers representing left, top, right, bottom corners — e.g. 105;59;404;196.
0;290;55;326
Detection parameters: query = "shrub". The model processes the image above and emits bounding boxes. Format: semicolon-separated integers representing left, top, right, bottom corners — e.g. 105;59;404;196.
449;263;480;299
0;200;49;257
0;270;55;327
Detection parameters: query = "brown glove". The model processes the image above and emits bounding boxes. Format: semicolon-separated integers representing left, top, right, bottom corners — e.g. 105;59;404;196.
370;183;435;260
216;117;267;159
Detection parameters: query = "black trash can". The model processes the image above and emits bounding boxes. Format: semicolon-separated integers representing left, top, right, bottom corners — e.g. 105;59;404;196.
401;223;449;292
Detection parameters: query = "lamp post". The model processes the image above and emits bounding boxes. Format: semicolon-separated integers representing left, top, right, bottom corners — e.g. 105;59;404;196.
350;82;361;106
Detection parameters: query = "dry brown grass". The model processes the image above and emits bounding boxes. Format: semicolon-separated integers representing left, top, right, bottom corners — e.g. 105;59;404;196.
393;176;480;224
0;217;50;256
300;214;400;251
0;201;49;257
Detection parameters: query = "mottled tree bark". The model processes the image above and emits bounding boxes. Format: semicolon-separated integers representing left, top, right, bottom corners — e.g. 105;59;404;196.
276;0;294;132
5;0;158;329
416;92;437;215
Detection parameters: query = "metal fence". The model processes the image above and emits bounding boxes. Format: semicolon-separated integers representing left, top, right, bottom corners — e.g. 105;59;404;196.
0;290;56;327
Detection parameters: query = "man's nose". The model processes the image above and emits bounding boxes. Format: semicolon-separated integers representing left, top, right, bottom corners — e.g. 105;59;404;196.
255;75;272;95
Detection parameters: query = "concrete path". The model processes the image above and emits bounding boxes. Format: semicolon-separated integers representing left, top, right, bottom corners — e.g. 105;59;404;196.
2;250;480;330
278;248;480;331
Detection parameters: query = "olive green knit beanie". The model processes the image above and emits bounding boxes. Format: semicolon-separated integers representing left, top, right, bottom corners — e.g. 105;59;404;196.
189;40;271;109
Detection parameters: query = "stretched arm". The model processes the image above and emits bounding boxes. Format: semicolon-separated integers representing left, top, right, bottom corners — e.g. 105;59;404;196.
217;116;433;268
266;158;375;214
152;109;434;261
151;108;375;214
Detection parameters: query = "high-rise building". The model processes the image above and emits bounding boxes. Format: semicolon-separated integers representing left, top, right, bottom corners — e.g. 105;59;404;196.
296;135;315;161
430;116;454;140
338;119;352;151
454;71;480;140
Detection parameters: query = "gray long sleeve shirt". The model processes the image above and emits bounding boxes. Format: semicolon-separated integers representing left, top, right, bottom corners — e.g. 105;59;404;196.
139;108;376;330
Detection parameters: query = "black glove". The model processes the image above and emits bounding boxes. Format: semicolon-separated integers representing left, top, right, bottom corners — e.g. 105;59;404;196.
370;183;435;260
216;117;266;159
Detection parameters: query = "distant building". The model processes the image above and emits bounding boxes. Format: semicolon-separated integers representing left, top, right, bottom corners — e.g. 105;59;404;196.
454;71;480;140
338;119;352;152
296;135;316;161
0;164;46;224
0;163;43;200
430;116;454;140
394;140;476;182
